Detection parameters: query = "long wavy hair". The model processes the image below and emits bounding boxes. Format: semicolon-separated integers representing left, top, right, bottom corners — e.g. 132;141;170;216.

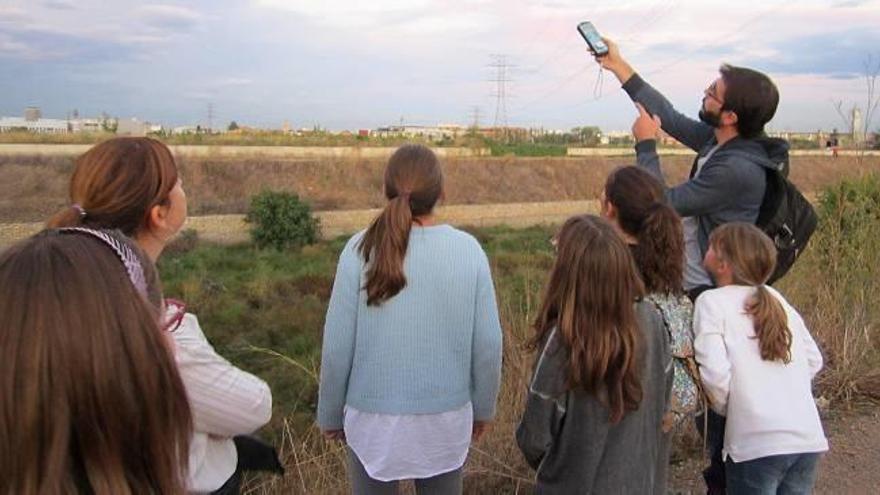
532;215;646;423
604;166;684;295
358;144;443;306
0;232;192;494
710;222;792;363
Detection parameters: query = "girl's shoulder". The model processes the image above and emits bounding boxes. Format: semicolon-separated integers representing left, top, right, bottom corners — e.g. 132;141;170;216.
694;285;752;309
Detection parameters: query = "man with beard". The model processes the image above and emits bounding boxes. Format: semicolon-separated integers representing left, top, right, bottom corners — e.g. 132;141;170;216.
595;38;788;301
595;39;789;495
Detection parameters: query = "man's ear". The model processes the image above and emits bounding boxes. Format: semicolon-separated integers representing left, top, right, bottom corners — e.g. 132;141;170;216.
722;110;738;127
602;200;617;219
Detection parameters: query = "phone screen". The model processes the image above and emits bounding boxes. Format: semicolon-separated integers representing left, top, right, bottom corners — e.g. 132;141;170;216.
578;22;608;55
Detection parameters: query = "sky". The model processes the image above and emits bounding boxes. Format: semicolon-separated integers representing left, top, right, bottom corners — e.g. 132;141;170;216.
1;0;879;132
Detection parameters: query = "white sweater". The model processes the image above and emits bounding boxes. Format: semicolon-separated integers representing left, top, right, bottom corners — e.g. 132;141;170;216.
171;312;273;493
693;285;828;463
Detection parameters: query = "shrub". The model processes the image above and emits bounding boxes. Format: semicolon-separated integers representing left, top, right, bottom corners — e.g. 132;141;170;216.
246;190;320;250
779;173;880;401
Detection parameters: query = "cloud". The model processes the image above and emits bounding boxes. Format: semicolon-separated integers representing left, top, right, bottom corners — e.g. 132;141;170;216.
753;29;880;78
136;4;204;31
41;0;76;10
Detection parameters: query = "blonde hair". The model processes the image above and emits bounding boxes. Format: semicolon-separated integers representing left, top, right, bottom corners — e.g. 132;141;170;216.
709;223;792;363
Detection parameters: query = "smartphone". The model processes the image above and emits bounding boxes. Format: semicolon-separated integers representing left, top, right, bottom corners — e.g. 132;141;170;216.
577;21;608;56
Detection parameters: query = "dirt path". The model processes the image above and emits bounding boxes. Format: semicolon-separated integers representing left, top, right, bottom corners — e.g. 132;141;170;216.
669;405;880;494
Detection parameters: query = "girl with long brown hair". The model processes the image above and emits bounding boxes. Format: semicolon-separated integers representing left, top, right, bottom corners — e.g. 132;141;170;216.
317;144;502;494
0;231;192;495
46;137;277;494
601;166;701;430
696;222;827;494
516;215;672;493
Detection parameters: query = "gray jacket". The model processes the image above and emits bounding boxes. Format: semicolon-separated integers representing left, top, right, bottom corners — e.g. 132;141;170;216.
516;300;673;494
623;73;790;258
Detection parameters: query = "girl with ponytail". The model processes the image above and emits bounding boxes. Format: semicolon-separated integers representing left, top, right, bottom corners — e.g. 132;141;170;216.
601;166;700;431
317;144;502;493
696;222;827;494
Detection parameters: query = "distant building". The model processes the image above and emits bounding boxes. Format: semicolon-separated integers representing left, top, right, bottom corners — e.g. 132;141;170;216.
70;118;105;133
852;107;864;143
599;131;632;145
373;124;466;141
116;118;148;137
172;125;200;135
0;116;68;133
24;106;41;121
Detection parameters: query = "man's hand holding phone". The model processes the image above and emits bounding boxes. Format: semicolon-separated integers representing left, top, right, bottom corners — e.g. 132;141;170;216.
576;23;636;85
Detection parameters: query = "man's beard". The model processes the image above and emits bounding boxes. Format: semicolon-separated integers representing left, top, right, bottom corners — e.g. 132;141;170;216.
699;107;721;127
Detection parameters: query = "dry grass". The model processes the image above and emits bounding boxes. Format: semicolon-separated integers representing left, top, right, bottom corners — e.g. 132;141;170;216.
4;153;880;223
777;172;880;402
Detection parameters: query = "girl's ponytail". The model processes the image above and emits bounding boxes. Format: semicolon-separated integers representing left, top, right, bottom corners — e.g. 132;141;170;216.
632;202;684;295
359;193;414;306
747;285;792;363
710;223;793;364
46;204;87;229
358;145;442;306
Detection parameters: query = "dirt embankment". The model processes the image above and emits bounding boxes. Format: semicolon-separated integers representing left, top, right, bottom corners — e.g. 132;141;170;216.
2;153;879;223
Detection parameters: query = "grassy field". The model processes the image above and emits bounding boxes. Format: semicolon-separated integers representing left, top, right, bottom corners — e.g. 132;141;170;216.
155;174;880;492
3;153;880;223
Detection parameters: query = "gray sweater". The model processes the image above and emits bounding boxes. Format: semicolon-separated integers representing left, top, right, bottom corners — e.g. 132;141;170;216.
516;300;673;494
622;73;790;259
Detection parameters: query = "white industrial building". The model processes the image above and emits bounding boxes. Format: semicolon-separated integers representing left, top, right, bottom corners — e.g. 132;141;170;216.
0;116;69;133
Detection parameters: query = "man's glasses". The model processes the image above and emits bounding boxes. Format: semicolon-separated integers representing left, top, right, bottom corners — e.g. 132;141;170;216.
704;83;724;105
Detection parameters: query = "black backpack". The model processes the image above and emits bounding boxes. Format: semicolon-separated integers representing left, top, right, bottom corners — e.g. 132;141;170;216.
752;156;818;284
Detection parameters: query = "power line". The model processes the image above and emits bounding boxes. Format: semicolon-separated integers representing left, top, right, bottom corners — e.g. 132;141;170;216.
469;106;482;129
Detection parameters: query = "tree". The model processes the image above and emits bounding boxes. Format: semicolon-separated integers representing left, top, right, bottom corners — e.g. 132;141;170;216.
831;53;880;149
228;121;239;131
571;126;601;146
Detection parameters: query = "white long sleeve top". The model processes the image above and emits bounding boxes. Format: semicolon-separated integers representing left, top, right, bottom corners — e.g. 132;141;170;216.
693;285;828;463
170;312;273;493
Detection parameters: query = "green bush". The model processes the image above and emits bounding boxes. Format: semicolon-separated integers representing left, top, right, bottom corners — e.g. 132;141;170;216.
245;190;320;250
779;173;880;400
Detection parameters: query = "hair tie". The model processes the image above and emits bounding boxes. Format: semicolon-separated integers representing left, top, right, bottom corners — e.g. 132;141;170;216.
71;203;87;219
399;191;411;202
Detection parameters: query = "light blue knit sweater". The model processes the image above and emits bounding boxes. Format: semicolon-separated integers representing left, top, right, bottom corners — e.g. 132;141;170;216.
316;224;503;430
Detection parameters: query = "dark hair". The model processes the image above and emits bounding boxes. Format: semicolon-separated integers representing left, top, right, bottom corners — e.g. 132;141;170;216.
719;64;779;139
532;215;645;423
709;223;792;363
358;144;443;306
47;137;179;237
0;232;192;494
605;166;684;295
